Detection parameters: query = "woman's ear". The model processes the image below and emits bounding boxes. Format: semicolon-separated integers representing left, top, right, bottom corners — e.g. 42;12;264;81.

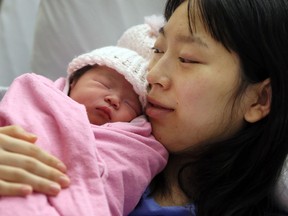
244;78;271;123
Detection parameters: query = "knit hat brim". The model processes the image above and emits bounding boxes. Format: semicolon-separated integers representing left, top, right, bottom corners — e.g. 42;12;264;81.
67;46;148;107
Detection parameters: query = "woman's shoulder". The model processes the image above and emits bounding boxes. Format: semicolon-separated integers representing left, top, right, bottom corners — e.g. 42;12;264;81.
128;188;196;216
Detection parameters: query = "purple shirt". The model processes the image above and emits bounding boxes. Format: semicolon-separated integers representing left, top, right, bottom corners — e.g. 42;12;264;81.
129;188;196;216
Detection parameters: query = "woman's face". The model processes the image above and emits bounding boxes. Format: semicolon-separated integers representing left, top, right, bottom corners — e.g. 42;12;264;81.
146;1;251;152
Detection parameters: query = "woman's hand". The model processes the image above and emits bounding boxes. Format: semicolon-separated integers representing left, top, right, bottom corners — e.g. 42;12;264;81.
0;125;70;196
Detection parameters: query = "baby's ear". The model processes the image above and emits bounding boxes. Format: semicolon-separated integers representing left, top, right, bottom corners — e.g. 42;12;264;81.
244;78;271;123
69;79;76;89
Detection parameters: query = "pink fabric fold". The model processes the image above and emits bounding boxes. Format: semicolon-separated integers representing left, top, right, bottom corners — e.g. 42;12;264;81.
0;73;168;216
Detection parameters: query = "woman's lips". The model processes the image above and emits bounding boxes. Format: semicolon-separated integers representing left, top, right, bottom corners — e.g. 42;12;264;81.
145;97;174;118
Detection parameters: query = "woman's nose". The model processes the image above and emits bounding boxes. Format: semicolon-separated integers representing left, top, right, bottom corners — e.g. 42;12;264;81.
104;95;120;109
146;57;171;91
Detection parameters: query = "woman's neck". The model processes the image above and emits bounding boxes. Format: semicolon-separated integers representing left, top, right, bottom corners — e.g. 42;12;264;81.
153;154;190;206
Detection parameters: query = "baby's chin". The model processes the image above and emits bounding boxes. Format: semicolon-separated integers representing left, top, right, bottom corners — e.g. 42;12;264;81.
88;114;110;126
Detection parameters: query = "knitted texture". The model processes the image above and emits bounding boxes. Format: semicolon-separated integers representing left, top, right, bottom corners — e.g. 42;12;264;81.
117;15;165;60
67;46;148;107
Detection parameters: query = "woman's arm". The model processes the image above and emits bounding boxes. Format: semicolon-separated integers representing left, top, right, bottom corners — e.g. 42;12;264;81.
0;125;70;196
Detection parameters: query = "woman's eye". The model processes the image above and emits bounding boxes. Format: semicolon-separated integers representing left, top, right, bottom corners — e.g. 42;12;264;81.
179;57;200;64
152;47;164;54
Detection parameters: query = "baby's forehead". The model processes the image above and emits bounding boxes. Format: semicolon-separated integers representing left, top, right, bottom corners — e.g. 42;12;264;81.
92;65;136;91
94;65;128;84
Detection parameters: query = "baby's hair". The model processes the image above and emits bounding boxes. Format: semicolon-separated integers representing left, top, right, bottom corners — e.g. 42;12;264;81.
68;65;94;95
68;65;94;84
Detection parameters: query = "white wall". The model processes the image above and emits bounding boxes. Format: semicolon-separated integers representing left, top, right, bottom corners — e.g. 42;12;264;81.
0;0;165;86
0;0;40;86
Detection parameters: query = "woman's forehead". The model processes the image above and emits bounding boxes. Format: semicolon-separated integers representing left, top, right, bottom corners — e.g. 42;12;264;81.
163;1;213;50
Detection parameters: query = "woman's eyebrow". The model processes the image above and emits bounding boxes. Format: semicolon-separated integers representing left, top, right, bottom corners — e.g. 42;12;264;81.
159;26;209;49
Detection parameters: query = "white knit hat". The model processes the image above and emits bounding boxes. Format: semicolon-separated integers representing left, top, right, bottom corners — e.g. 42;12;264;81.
67;46;148;107
117;15;165;60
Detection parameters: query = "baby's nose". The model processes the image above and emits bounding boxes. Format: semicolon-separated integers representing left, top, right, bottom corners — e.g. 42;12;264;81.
105;95;120;109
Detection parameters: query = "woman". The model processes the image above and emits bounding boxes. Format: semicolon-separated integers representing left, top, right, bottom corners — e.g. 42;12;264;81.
0;125;67;196
1;0;288;215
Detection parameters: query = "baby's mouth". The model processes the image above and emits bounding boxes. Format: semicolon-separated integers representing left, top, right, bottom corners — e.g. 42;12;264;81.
96;106;111;120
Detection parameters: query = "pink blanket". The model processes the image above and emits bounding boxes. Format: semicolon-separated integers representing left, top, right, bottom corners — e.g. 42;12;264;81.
0;73;168;216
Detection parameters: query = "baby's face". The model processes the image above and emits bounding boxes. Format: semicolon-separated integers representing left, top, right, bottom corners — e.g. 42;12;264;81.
69;65;142;125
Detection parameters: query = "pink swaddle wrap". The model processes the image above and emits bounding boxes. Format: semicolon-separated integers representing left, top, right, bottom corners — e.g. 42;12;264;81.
0;73;168;216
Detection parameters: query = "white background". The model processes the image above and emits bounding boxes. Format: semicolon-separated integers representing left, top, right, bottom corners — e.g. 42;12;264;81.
0;0;165;86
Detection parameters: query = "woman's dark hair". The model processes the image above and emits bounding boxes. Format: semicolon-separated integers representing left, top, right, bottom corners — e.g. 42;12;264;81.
152;0;288;215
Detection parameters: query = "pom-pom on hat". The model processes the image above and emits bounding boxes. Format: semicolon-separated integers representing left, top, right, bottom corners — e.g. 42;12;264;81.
67;46;148;108
117;15;165;60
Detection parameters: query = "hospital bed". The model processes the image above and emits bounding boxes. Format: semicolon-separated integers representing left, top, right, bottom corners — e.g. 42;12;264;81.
0;0;287;212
